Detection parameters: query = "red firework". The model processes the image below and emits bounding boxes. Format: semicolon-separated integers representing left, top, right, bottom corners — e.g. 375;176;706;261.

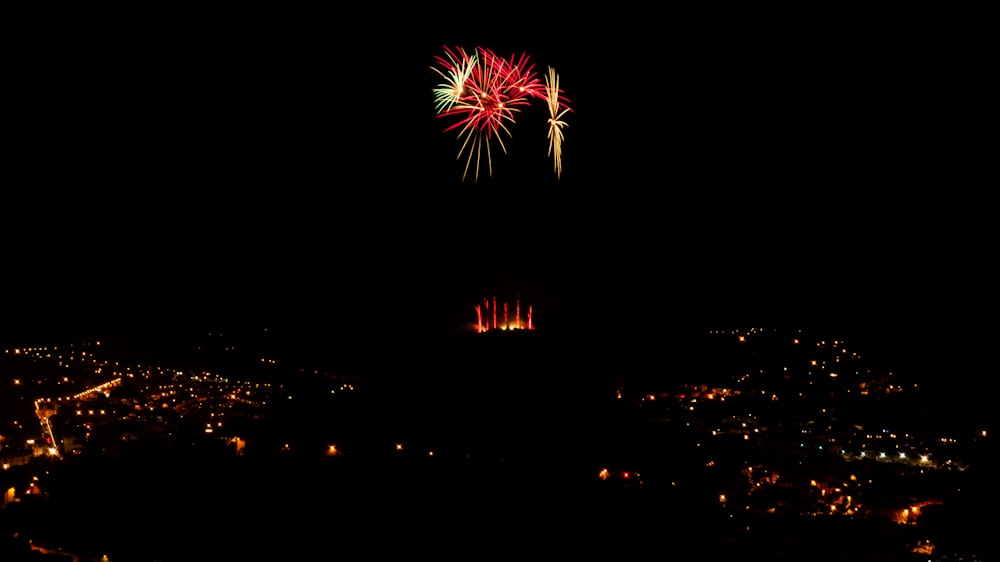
432;45;571;182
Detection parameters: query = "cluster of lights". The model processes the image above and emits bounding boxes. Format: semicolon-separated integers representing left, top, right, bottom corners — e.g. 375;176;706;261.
68;378;121;400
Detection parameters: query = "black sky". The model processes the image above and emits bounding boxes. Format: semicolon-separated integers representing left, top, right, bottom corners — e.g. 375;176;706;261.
3;8;991;389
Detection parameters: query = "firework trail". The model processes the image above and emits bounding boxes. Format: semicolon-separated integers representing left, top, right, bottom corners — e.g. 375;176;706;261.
431;45;572;182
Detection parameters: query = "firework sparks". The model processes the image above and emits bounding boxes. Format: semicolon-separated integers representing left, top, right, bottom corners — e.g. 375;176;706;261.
431;46;477;115
432;45;571;182
545;66;571;180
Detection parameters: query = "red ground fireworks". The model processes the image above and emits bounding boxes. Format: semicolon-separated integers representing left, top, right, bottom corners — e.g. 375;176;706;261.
475;295;533;332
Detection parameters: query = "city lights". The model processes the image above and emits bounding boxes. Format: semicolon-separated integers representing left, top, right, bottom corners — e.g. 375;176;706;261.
0;327;986;560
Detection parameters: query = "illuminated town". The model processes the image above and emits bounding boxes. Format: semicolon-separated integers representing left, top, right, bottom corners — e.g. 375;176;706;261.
0;325;990;561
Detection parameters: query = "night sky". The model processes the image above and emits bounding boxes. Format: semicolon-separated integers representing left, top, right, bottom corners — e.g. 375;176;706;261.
4;8;990;392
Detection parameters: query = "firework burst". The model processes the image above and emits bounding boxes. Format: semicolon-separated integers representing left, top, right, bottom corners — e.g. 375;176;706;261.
545;66;571;180
431;45;572;182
